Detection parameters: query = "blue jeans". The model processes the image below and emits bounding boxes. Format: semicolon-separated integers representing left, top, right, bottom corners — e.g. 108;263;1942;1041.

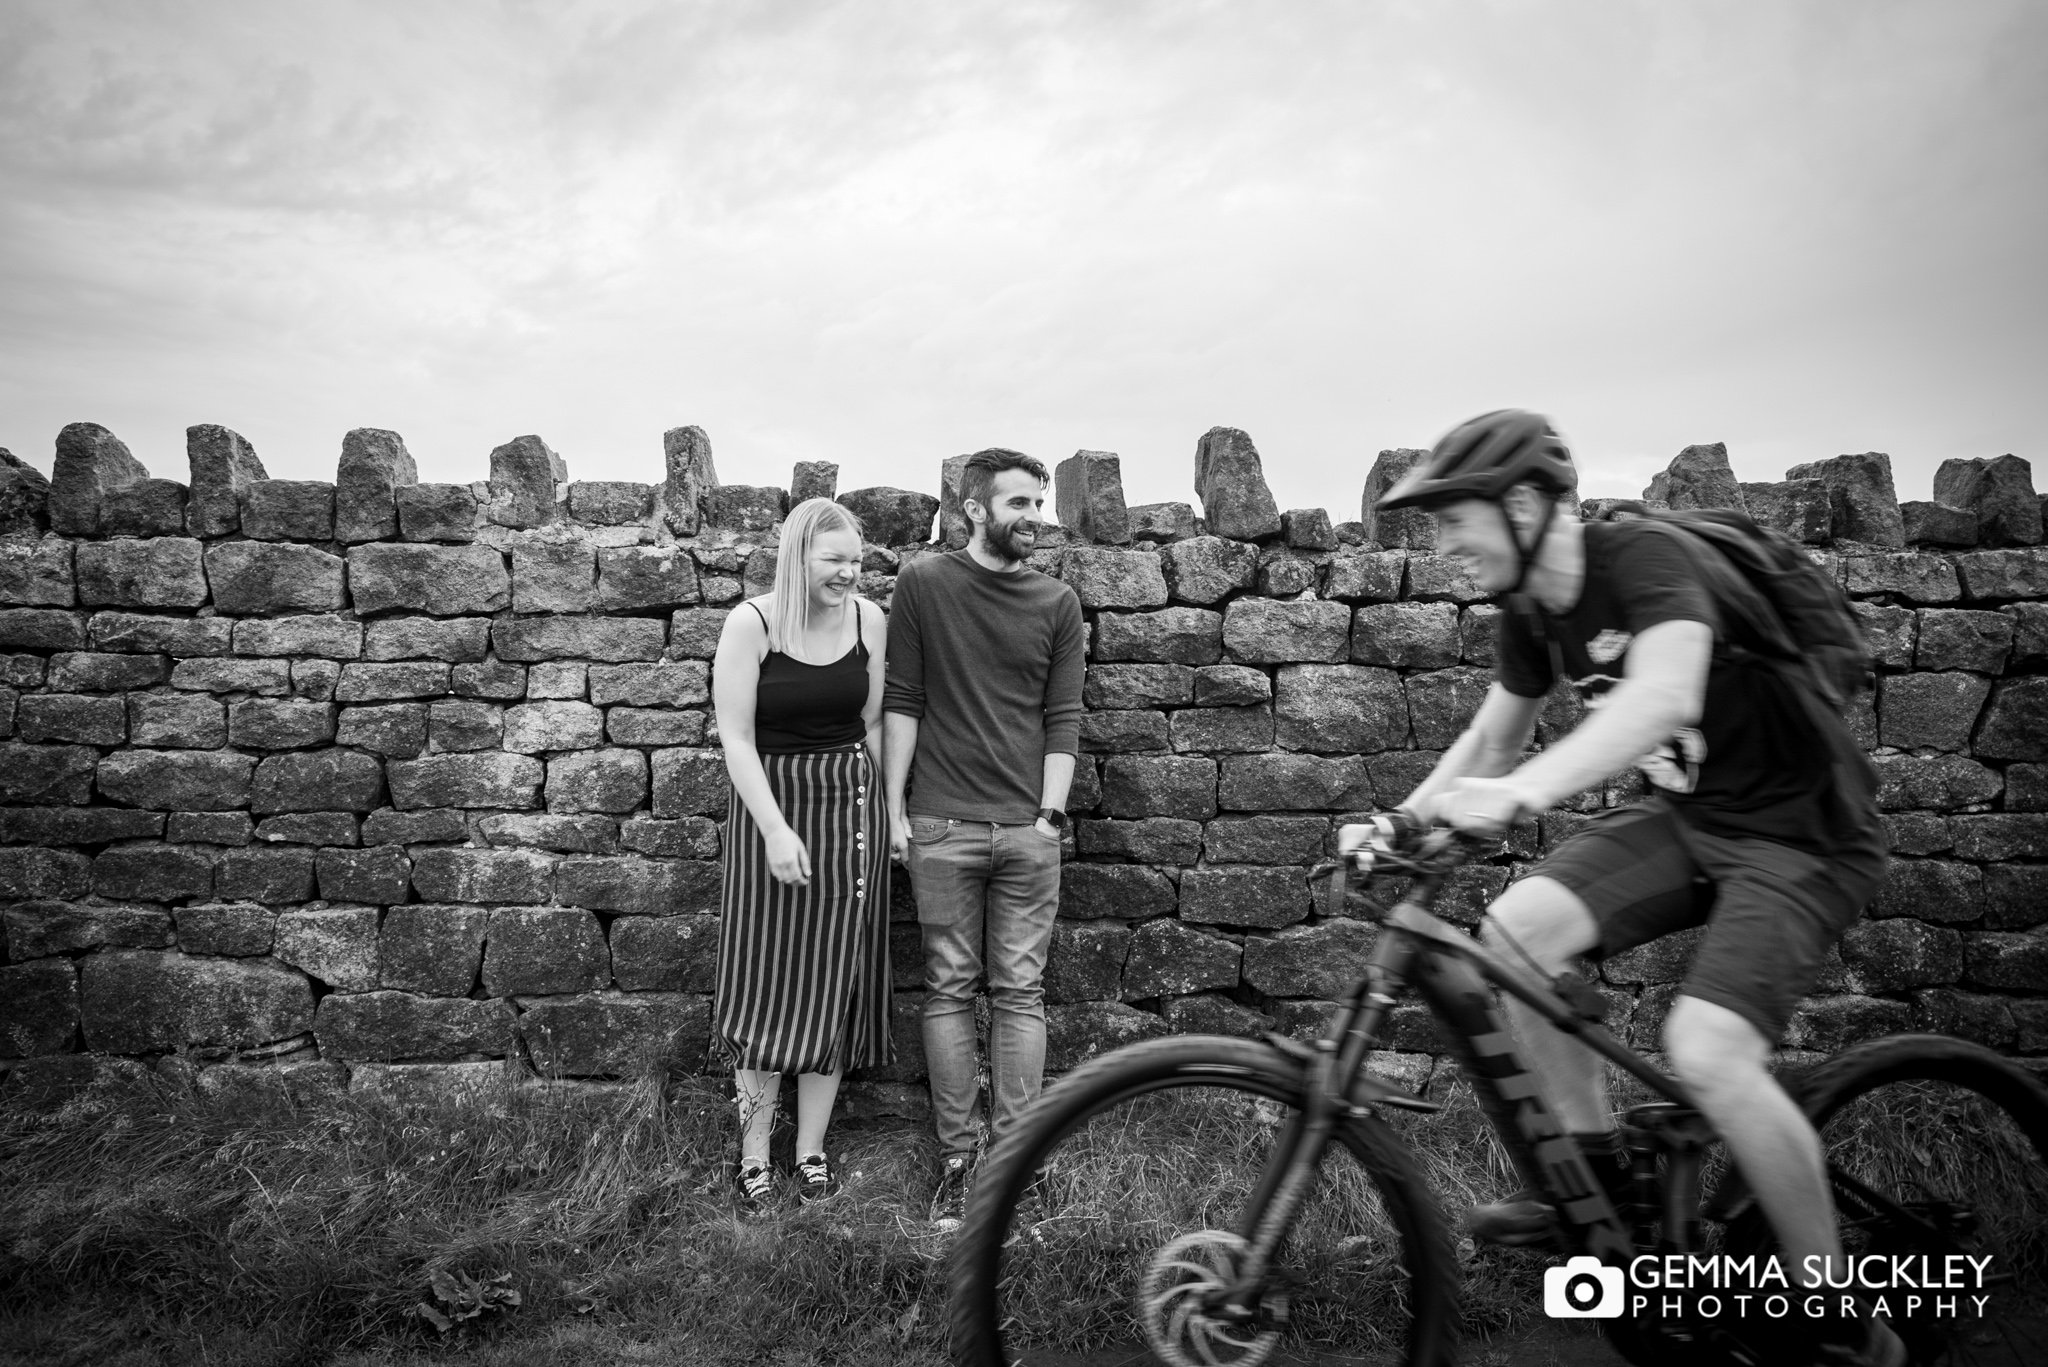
906;817;1061;1159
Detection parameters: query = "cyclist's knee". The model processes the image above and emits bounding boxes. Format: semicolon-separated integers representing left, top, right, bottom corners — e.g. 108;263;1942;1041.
1481;876;1599;969
1661;996;1770;1090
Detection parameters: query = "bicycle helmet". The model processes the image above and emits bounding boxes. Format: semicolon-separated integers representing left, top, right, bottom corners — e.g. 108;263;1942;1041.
1374;409;1576;512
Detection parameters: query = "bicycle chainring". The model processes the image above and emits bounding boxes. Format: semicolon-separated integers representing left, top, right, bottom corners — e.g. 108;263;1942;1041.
1136;1230;1288;1367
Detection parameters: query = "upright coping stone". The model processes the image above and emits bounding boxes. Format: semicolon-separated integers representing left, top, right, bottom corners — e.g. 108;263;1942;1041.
1934;454;2041;549
1361;448;1435;550
1786;452;1905;548
186;424;268;538
336;428;419;543
791;461;838;504
1193;427;1282;542
0;449;51;535
663;425;718;537
1646;442;1747;513
486;434;567;530
1055;450;1132;545
939;454;973;548
50;422;151;536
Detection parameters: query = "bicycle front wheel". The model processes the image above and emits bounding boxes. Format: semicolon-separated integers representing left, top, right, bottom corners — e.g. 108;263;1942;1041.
948;1035;1457;1367
1739;1034;2048;1366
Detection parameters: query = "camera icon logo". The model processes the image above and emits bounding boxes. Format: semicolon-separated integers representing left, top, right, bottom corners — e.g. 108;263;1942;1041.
1543;1256;1625;1318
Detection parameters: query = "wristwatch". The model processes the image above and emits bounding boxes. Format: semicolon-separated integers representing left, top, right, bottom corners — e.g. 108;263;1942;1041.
1036;807;1067;831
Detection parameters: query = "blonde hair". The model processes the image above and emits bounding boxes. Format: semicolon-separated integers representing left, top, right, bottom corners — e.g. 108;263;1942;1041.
768;497;865;654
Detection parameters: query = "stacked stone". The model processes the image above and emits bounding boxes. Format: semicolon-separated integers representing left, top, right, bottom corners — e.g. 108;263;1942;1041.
0;427;2042;1112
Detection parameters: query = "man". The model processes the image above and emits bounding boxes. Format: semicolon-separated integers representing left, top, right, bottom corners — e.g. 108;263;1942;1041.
1342;410;1898;1366
883;448;1086;1230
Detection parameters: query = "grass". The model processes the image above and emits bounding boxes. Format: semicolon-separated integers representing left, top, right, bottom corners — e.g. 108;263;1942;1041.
2;1058;2040;1367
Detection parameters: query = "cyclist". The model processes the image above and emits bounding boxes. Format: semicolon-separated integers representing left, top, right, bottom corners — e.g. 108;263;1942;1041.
1340;410;1899;1365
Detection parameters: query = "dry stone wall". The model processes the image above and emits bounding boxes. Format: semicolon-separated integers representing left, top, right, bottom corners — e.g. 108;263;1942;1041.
0;423;2044;1114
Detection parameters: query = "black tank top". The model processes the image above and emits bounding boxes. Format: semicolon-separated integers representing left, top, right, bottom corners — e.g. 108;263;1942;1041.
748;601;869;753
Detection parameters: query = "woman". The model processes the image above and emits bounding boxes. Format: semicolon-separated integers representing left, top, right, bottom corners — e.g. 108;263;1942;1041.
711;497;892;1207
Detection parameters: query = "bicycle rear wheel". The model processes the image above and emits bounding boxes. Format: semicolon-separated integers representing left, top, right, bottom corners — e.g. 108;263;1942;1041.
1736;1034;2048;1367
948;1035;1457;1367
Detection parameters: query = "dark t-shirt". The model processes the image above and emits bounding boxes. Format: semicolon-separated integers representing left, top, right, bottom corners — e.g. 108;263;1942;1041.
1497;520;1882;856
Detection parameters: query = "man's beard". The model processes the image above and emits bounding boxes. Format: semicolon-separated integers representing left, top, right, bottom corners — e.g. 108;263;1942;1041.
982;514;1038;563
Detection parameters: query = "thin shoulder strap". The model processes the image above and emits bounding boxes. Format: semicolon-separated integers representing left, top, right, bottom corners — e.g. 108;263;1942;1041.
746;600;771;643
855;599;865;648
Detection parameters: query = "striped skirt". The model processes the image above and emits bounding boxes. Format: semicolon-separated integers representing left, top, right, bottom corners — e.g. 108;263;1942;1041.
713;743;893;1075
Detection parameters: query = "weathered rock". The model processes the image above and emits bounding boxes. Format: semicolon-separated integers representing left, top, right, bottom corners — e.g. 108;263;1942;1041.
169;656;288;694
519;991;707;1076
1849;602;1916;670
1280;507;1336;552
1123;919;1240;999
0;450;51;537
98;479;187;537
1128;501;1198;544
197;541;343;614
1645;442;1745;512
88;841;211;901
1166;705;1270;753
0;959;76;1055
387;752;543;809
1785;453;1904;547
1256;553;1319;597
240;480;335;541
332;428;417;543
1962;932;2048;991
185;424;266;537
547;749;648;814
74;538;207;609
1192;664;1269;706
0;536;74;608
597;545;700;611
359;617;485;665
1219;754;1373;811
0;610;86;651
1057;864;1176;920
81;949;313;1053
481;907;607;994
1157;536;1259;605
527;662;587;699
313;845;411;906
491;616;665;663
1044;1000;1169;1073
348;543;509;615
1871;859;1981;920
214;846;317;903
1241;919;1377;998
50;423;150;535
1951;814;2048;861
1402;554;1487;603
1955;548;2048;602
554;855;676;915
1404;666;1492;749
1202;815;1326;865
1934;454;2040;548
1985;865;2048;929
1044;920;1131;1003
0;805;163;844
1273;664;1407;754
97;749;251;810
1193;427;1282;541
125;696;228;750
2005;603;2048;666
1882;812;1952;857
500;700;603;754
174;902;275;956
378;905;489;995
1913;608;2012;674
394;483;478;542
0;844;91;901
935;453;973;548
1360;449;1435;550
1060;547;1167;610
250;750;385;813
4;900;171;957
361;808;467;845
1877;673;1989;751
1093;608;1224;665
743;546;777;598
1739;479;1830;544
255;812;356;845
1784;994;1914;1053
1839;919;1963;994
232;614;362;660
269;906;379;991
583;661;706;709
1901;501;1978;548
1974;678;2048;762
602;708;701;746
478;813;617;854
413;848;555;905
702;485;787;535
484;434;567;529
1350;602;1458;668
1084;664;1193;711
1078;710;1170;753
315;992;511;1061
835;486;937;546
618;816;719;860
658;426;717;537
1099;755;1217;820
1053;452;1131;546
511;536;597;614
1322;549;1406;604
1180;866;1310;929
17;694;124;746
1074;818;1203;865
1839;553;1961;604
1872;754;2002;811
1222;599;1349;664
787;462;837;505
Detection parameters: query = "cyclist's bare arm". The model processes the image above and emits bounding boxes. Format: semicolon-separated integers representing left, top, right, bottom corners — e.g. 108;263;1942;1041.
1402;683;1543;820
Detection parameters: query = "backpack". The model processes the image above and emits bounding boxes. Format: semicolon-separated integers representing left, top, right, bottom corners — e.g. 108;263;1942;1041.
1600;502;1873;710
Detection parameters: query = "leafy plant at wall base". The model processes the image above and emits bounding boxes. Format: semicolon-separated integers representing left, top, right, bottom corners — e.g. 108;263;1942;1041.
414;1269;522;1333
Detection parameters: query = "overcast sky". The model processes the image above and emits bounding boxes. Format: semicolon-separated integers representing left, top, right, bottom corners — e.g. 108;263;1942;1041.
3;0;2043;521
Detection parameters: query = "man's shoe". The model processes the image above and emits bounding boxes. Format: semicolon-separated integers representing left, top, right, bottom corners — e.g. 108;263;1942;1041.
1462;1189;1556;1246
735;1158;774;1214
795;1152;835;1203
930;1153;972;1232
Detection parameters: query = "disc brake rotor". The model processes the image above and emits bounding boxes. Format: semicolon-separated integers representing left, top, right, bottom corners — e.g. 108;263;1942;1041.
1136;1229;1287;1367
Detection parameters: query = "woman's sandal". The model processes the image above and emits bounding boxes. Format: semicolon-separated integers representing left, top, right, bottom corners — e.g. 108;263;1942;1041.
795;1152;835;1203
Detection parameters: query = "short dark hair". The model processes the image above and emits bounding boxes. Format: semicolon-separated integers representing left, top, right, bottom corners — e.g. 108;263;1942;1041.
959;448;1049;514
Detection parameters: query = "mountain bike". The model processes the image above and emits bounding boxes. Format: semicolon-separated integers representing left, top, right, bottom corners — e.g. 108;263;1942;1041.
948;816;2048;1366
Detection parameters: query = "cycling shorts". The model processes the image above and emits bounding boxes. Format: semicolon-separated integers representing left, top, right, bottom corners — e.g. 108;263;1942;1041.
1532;798;1884;1044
